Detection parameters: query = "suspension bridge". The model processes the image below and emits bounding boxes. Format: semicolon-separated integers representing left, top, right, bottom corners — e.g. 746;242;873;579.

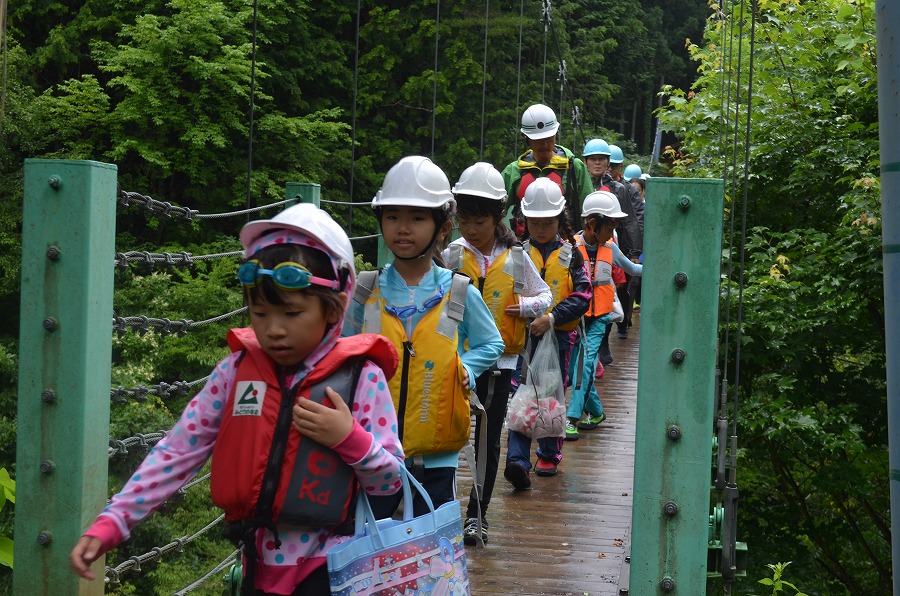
13;158;728;595
8;1;900;595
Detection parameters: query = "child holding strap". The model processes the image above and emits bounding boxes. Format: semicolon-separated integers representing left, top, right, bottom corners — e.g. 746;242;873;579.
566;190;642;440
70;203;405;595
344;156;504;520
505;177;591;478
444;162;552;545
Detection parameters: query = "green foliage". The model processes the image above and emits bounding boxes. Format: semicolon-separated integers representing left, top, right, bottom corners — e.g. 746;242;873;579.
0;0;706;592
0;468;14;569
759;562;808;596
660;1;886;593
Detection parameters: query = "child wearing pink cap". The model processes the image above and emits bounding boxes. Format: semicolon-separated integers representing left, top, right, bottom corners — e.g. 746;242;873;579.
70;203;404;595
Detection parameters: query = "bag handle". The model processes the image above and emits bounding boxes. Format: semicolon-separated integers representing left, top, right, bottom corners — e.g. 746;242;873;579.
352;465;437;549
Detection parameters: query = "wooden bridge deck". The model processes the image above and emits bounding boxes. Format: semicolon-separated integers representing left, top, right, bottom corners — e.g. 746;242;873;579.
457;315;639;596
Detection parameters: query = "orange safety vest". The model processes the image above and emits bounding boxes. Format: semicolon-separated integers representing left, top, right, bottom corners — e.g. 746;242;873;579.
574;234;615;317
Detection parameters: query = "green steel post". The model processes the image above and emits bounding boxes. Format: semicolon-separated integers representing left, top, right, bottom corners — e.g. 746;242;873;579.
285;181;320;206
630;177;724;594
14;160;117;595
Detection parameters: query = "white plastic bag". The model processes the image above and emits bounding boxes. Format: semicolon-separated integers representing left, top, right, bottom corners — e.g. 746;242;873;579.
506;332;567;439
609;291;624;323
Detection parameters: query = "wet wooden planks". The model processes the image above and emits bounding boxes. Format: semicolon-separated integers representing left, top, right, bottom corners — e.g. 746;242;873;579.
457;316;640;596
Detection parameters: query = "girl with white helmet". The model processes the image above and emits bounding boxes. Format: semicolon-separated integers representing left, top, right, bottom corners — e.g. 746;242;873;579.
345;156;503;523
505;177;592;480
565;191;643;441
443;161;552;545
72;203;405;595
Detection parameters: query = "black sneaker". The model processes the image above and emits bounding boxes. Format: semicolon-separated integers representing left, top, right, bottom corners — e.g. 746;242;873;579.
463;517;488;545
503;461;532;490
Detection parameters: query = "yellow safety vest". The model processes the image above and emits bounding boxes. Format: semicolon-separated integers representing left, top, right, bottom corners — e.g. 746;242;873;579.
524;240;580;331
448;244;527;355
354;271;471;457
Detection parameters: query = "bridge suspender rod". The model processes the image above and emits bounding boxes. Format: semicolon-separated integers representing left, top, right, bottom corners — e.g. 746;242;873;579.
479;0;489;161
348;0;362;238
514;0;525;157
875;2;900;592
541;0;550;102
430;0;441;159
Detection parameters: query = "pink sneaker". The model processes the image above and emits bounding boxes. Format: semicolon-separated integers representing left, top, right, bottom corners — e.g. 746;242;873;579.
595;361;605;378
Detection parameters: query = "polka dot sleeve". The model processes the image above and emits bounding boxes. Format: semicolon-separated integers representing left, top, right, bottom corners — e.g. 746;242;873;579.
92;352;240;543
334;359;405;496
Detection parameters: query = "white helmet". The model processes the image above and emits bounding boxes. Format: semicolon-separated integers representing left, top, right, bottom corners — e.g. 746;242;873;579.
521;178;566;218
520;103;560;140
239;202;356;289
581;190;628;219
453;162;507;202
372;155;455;213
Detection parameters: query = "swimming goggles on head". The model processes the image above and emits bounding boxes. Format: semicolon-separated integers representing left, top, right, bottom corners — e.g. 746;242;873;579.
237;260;339;291
384;286;445;319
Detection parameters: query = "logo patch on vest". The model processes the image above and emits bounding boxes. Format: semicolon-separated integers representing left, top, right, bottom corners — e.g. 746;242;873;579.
420;360;436;423
233;381;266;416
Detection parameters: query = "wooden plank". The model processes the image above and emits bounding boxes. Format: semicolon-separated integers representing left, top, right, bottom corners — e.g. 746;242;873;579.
456;317;640;595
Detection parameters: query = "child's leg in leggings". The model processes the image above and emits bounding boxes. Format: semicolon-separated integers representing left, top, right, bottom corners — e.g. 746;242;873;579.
466;368;513;520
567;318;605;420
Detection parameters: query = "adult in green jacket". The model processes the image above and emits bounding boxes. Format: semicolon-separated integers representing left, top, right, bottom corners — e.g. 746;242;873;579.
502;103;593;232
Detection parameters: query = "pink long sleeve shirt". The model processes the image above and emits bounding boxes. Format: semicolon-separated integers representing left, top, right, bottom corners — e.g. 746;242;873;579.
86;349;404;594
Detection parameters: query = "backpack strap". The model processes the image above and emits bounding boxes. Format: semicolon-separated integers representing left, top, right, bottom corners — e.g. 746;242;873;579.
353;270;378;305
558;242;573;269
435;273;469;339
446;243;465;272
354;270;382;334
502;244;526;294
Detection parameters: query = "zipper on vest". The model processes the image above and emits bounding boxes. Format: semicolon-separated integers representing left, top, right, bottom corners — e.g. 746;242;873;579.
258;383;297;520
397;341;413;443
478;276;485;293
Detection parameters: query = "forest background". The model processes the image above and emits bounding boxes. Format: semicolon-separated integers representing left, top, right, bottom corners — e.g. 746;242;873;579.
0;0;887;594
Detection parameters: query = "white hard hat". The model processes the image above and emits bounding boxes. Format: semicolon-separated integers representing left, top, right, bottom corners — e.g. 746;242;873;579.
581;190;628;219
372;156;456;213
520;104;560;140
239;202;356;289
521;177;566;218
453;162;507;202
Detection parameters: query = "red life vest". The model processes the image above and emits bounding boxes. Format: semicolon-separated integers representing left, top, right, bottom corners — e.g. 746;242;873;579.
210;329;398;528
517;170;564;202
